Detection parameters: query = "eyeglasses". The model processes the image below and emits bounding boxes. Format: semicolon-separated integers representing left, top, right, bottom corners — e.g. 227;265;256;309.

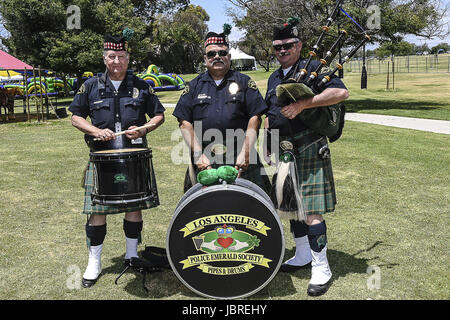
206;50;228;59
273;42;298;51
106;54;127;62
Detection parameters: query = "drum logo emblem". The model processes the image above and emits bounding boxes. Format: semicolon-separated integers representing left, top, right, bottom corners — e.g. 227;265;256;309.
113;173;128;183
178;214;272;275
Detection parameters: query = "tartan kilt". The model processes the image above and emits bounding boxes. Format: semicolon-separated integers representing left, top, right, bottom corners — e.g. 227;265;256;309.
81;161;160;215
277;129;336;215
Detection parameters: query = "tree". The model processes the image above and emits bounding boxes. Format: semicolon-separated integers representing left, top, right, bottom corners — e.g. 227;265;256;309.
430;42;450;54
225;0;450;70
375;40;414;58
413;43;431;54
151;4;210;73
0;0;189;83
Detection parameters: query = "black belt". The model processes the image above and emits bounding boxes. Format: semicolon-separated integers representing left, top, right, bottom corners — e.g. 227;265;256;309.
280;132;325;151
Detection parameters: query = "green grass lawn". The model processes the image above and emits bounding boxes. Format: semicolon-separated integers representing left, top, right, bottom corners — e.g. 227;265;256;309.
0;109;448;300
342;73;450;120
153;69;450;121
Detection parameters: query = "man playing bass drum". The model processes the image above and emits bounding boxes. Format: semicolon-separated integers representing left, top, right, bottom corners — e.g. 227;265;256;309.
265;20;348;296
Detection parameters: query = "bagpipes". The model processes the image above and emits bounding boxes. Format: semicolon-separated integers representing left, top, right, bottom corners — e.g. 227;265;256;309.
271;0;371;221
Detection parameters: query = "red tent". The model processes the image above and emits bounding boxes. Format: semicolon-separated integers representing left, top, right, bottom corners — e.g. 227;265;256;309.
0;49;33;70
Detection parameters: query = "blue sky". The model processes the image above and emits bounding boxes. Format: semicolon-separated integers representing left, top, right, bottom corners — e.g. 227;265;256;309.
192;0;450;47
190;0;245;41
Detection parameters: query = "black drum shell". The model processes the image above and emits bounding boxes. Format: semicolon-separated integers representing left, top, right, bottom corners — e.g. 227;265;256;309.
166;181;285;299
89;148;154;206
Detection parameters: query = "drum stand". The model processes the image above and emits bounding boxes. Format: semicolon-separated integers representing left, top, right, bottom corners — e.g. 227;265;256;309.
114;246;170;293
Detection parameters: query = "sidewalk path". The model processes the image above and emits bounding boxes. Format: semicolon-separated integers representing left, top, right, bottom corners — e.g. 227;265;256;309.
163;103;450;135
345;113;450;135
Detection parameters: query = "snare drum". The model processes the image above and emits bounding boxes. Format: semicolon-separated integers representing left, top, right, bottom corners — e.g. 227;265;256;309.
89;148;157;206
166;180;284;299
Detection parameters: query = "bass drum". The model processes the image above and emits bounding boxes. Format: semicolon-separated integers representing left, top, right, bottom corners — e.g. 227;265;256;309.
166;180;284;299
175;178;272;210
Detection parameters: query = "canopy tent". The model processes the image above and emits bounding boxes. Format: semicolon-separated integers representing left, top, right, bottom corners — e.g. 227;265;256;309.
0;49;33;78
229;47;257;71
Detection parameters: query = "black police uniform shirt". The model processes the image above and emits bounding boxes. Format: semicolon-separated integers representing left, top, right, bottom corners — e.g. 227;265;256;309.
265;58;347;136
173;69;267;138
69;71;165;137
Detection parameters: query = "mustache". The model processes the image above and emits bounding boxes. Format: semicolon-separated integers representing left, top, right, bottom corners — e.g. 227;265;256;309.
212;59;225;65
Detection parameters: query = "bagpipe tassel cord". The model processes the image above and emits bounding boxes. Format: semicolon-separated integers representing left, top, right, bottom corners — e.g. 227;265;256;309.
188;162;197;185
273;153;306;221
183;160;198;192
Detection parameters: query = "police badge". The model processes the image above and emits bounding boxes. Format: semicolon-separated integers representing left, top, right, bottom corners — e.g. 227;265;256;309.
132;87;139;99
229;82;239;95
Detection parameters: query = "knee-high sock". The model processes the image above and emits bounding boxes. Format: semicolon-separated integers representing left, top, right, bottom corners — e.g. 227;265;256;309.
123;220;143;260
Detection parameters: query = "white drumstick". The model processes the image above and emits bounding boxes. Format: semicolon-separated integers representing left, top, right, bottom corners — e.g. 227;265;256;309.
94;123;156;141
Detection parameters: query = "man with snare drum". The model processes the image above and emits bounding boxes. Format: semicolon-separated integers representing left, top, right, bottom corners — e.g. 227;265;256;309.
69;30;165;288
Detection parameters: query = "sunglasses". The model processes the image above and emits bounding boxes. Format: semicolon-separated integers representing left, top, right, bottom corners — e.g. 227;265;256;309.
206;50;228;59
273;42;298;51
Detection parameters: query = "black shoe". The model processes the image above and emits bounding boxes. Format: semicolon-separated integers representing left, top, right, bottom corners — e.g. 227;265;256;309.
82;277;98;288
307;280;331;296
279;262;311;273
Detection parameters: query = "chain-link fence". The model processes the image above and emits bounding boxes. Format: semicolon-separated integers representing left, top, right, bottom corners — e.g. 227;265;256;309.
344;54;450;74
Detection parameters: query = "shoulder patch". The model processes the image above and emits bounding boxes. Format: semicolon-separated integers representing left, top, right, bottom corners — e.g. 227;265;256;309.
76;83;86;94
181;84;190;96
248;79;258;90
148;84;155;95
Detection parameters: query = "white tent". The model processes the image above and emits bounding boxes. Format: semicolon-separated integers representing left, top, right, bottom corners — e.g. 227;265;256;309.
229;47;257;71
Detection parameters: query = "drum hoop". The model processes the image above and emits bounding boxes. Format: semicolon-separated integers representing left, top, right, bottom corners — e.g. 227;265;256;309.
166;183;285;300
90;148;152;160
174;178;273;211
92;193;154;206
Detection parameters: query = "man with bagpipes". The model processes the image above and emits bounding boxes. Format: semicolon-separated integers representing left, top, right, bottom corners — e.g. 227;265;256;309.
264;0;371;296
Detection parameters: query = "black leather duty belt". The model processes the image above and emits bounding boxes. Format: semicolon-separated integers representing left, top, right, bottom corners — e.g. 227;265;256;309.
279;132;325;151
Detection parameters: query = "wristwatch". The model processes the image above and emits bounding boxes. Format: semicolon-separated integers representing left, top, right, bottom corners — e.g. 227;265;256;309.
193;150;202;161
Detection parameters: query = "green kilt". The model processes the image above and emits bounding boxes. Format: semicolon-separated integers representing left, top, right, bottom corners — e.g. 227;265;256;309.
279;129;336;215
81;161;160;215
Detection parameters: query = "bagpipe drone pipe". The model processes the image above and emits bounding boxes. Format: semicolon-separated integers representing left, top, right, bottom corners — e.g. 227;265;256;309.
271;0;371;221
